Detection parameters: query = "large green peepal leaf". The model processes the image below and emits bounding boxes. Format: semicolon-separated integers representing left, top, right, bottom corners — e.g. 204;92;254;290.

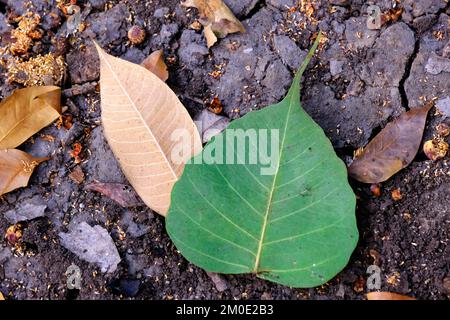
166;35;358;288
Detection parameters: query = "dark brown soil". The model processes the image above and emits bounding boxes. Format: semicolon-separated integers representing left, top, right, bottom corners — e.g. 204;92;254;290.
0;0;449;300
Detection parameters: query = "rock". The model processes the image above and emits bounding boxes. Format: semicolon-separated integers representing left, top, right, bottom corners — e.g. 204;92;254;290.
178;30;209;68
224;0;260;17
67;45;100;84
413;15;437;34
443;41;450;59
443;277;450;297
86;3;130;47
116;279;140;297
0;247;12;264
405;14;450;108
273;35;307;70
329;0;350;6
90;0;109;10
404;0;447;17
425;52;450;75
194;110;230;143
0;13;11;35
61;122;84;146
261;292;273;300
159;23;179;44
59;222;121;273
154;7;170;18
360;23;415;87
4;197;47;224
267;0;296;10
345;17;379;50
86;127;127;184
206;272;228;292
143;263;163;278
336;283;346;298
330;60;345;76
121;210;150;238
125;253;147;276
261;59;292;101
121;47;145;64
436;97;450;118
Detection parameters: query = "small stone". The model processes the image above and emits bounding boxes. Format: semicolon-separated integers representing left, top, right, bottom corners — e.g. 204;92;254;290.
118;279;140;297
67;45;100;84
425;52;450;75
153;7;170;18
336;283;345;298
59;222;121;273
443;277;450;297
267;0;296;10
4;198;47;224
224;0;260;17
436;97;450;118
330;59;345;76
261;292;273;300
273;35;307;70
443;41;450;59
206;272;228;292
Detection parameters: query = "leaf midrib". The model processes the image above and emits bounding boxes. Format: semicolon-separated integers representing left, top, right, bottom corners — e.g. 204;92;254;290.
253;90;295;273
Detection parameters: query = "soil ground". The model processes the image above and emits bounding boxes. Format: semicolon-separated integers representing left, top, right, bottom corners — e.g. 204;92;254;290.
0;0;449;300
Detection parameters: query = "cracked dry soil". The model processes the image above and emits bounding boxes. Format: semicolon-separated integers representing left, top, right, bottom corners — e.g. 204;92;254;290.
0;0;450;300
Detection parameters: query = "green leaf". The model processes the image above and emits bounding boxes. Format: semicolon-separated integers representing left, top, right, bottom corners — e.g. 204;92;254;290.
166;35;358;288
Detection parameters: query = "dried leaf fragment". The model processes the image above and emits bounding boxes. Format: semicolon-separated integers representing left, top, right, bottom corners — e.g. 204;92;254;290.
423;139;448;161
85;182;143;208
391;188;402;201
69;166;85;184
182;0;245;48
0;149;48;196
141;50;169;82
349;102;433;183
366;292;416;300
0;86;61;149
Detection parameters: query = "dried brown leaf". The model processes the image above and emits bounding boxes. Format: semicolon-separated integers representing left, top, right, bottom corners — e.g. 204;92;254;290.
95;43;202;216
141;50;169;82
182;0;245;48
366;292;416;300
349;102;433;183
0;86;61;149
0;149;48;196
85;182;143;208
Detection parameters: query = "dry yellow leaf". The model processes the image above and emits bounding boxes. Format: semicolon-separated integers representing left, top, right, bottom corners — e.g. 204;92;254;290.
366;292;416;300
0;149;48;196
141;50;169;82
0;86;61;149
95;43;202;216
0;291;4;300
182;0;245;48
